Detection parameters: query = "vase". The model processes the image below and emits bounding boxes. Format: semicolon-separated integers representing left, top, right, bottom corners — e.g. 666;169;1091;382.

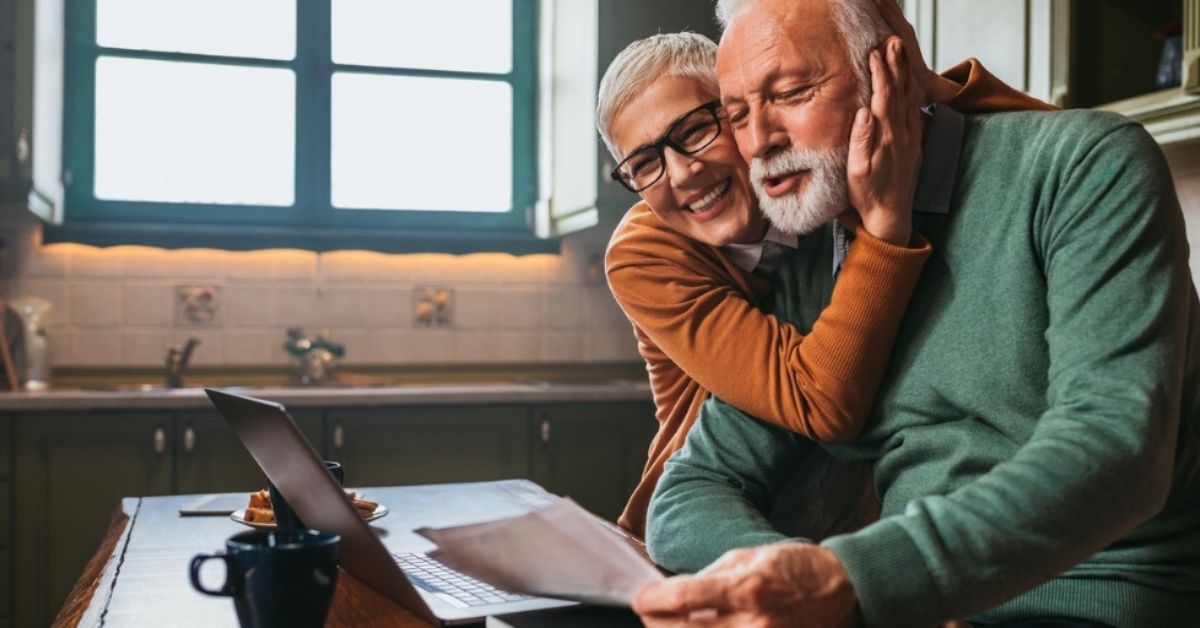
8;297;52;391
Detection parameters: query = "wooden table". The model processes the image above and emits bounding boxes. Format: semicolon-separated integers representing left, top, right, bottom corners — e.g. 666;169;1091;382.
56;482;609;627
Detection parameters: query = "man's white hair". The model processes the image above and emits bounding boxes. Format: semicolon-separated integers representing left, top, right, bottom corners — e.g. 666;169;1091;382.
716;0;892;106
596;32;720;159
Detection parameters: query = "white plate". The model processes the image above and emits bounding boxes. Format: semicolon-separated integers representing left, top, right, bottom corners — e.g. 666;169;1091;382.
230;504;389;529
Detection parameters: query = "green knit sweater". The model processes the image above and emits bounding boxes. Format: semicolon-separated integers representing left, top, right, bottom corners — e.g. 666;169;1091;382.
646;109;1200;627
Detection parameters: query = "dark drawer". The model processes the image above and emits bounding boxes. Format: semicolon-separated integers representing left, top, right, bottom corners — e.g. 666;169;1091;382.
0;548;10;617
0;478;8;544
0;415;9;476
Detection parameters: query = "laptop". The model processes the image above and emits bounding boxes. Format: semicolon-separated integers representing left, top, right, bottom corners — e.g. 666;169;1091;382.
205;387;578;625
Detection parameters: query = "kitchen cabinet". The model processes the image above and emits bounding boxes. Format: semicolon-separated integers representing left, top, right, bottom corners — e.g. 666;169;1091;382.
14;411;173;628
0;414;10;628
174;410;323;495
326;405;532;488
530;402;656;521
905;0;1200;144
4;394;655;626
905;0;1070;107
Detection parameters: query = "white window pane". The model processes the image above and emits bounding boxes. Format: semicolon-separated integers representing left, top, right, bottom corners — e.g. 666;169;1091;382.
97;0;295;60
332;74;512;212
95;57;295;206
332;0;511;73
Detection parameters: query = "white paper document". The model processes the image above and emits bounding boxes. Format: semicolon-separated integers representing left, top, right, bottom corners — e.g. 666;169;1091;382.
415;499;664;607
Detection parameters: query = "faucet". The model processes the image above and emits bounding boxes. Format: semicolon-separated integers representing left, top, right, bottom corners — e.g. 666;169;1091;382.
165;338;200;388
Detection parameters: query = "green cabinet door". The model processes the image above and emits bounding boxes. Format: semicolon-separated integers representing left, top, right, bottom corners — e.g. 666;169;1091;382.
530;402;657;522
14;411;173;628
326;405;531;488
174;410;324;495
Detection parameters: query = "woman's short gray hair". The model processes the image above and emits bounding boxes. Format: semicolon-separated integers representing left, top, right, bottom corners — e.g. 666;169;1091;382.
716;0;892;106
596;32;721;159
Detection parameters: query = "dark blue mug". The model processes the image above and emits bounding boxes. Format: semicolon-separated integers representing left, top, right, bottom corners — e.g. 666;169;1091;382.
190;529;340;628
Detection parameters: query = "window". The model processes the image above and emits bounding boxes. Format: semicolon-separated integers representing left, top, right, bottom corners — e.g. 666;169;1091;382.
46;0;550;252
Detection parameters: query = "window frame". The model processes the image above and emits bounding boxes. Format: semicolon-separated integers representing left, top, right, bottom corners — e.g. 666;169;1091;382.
53;0;544;251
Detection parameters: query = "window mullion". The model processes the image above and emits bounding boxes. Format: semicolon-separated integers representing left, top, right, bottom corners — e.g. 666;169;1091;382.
64;0;99;219
512;0;539;225
294;0;332;224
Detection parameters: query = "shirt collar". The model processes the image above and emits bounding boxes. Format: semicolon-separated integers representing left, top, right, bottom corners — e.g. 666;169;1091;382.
722;223;799;273
913;103;965;215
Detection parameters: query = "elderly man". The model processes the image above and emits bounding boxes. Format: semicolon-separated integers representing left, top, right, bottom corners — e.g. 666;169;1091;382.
635;0;1200;626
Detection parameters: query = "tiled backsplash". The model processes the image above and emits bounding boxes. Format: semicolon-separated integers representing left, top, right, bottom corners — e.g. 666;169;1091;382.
0;218;642;368
2;143;1199;371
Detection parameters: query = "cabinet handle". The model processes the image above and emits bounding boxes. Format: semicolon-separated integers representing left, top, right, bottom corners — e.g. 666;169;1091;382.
540;417;551;445
153;427;166;455
333;422;345;450
183;424;196;454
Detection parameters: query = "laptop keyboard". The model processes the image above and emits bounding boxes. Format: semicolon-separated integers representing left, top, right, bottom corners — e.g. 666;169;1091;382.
393;552;534;608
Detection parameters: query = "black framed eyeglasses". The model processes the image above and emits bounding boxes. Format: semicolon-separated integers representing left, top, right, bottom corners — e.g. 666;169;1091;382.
610;100;723;193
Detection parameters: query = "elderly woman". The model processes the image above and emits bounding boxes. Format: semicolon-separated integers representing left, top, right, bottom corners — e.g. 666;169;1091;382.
599;0;1053;537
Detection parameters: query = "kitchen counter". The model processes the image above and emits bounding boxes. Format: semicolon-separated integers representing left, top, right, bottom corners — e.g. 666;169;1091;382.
0;379;653;411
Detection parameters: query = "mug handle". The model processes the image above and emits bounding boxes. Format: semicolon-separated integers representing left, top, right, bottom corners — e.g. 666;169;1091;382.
189;553;237;597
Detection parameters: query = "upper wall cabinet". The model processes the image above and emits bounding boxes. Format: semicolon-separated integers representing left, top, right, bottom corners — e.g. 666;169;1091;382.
905;0;1200;146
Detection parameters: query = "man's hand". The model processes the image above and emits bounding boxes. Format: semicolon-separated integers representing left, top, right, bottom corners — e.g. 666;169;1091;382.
844;37;924;247
872;0;962;104
633;542;861;627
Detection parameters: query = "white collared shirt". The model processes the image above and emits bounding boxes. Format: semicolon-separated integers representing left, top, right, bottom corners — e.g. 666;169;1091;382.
722;223;799;274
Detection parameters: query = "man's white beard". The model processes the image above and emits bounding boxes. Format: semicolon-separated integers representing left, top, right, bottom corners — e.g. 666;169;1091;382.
749;145;849;236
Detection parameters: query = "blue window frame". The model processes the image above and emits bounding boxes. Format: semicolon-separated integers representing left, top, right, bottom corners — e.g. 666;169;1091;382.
50;0;549;253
